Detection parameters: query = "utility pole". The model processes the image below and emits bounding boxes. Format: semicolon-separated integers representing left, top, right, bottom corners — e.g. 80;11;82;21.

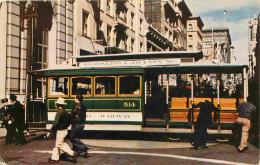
20;1;38;126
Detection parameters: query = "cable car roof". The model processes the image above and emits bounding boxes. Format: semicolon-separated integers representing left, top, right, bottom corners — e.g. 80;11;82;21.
29;63;248;77
73;51;203;62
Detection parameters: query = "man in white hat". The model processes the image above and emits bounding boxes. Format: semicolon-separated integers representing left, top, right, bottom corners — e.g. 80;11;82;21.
47;97;76;163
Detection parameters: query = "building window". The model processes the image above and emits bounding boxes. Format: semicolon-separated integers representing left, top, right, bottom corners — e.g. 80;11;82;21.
82;10;89;36
140;42;143;52
188;24;193;30
36;30;48;69
165;27;168;38
107;0;111;15
119;9;127;20
140;19;143;35
169;31;173;42
107;25;112;46
131;12;135;30
131;38;135;52
124;37;128;50
188;35;193;40
97;21;103;40
188;45;193;51
33;29;48;99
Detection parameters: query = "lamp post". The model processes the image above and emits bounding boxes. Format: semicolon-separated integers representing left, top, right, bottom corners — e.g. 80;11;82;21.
20;1;38;125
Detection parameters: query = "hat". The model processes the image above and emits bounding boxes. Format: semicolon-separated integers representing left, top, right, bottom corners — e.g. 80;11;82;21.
1;98;8;103
9;94;17;100
55;97;67;105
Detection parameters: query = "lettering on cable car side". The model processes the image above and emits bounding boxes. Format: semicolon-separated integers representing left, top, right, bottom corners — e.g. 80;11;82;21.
48;112;142;121
100;114;130;119
79;59;181;68
85;112;142;121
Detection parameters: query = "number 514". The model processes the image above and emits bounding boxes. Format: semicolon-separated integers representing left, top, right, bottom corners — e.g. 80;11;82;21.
124;102;136;108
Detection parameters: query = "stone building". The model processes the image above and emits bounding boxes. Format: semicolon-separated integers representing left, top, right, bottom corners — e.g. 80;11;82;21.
248;17;258;78
145;0;192;51
202;27;232;63
186;16;204;51
76;0;147;55
0;0;148;100
0;1;74;101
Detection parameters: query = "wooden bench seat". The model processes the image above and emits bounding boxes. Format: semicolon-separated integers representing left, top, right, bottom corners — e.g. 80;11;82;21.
170;97;241;123
170;97;188;109
213;98;237;110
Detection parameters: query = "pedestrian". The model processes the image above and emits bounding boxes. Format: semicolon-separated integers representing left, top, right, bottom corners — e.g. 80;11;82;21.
0;98;16;144
10;94;26;145
0;102;4;128
70;94;90;157
191;100;217;149
47;97;76;163
235;101;256;153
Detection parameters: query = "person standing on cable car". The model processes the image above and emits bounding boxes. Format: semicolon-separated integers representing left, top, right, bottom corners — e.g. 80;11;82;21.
10;94;26;145
236;101;256;153
191;100;217;149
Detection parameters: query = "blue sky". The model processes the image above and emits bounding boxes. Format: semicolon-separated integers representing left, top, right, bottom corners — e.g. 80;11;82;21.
185;0;260;65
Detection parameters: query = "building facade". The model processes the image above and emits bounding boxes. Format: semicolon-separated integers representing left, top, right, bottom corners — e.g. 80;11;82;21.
202;27;232;63
0;0;149;100
145;0;192;51
248;17;258;78
0;1;74;100
186;16;204;51
75;0;147;55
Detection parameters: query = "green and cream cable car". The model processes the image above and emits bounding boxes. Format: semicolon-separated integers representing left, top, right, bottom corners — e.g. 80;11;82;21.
30;51;248;132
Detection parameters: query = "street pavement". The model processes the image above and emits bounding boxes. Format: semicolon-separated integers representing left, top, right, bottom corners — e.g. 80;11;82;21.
0;130;259;165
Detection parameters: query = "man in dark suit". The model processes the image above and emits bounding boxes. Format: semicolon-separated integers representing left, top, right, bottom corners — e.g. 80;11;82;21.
191;100;218;149
1;98;16;144
10;94;26;145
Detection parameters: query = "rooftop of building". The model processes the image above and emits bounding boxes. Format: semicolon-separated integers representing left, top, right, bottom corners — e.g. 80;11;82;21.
203;27;229;32
187;16;204;28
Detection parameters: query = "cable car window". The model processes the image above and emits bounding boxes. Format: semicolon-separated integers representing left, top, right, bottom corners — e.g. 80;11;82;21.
119;76;141;95
71;77;92;96
48;77;68;96
95;77;115;96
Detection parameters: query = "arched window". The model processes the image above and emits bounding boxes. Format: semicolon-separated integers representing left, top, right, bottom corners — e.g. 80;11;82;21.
188;24;193;30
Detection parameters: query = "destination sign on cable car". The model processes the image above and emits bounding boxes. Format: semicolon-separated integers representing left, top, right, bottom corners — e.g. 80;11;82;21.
79;58;181;68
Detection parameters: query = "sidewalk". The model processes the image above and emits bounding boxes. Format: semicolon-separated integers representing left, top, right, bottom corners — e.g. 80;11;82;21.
0;128;6;138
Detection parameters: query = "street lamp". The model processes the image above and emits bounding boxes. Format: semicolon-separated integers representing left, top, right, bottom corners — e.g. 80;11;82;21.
20;1;38;126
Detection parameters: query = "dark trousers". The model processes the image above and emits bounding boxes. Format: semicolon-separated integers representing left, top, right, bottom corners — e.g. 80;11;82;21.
70;124;88;153
5;123;16;144
193;123;208;147
14;122;26;144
